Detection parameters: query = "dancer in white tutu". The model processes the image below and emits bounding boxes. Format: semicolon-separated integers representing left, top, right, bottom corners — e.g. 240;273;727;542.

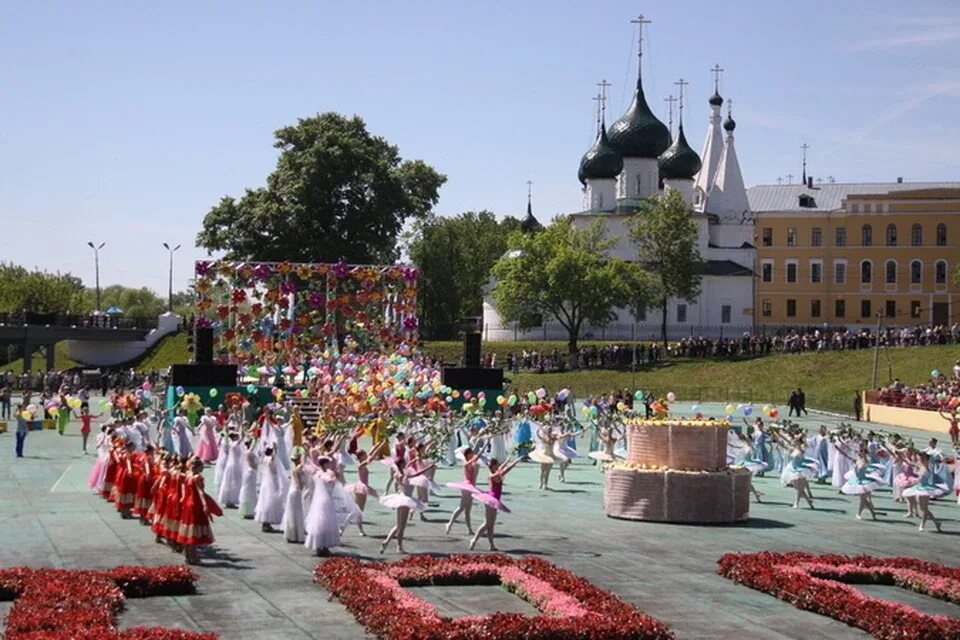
409;440;440;522
379;456;434;554
729;430;766;503
469;456;521;552
254;445;286;532
588;423;623;468
303;456;341;556
902;452;948;532
838;442;881;520
553;421;581;482
445;447;481;535
238;439;259;519
217;432;243;508
282;451;307;543
780;436;817;509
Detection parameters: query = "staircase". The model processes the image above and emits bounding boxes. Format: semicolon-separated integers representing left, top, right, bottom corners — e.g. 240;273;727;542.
287;396;323;430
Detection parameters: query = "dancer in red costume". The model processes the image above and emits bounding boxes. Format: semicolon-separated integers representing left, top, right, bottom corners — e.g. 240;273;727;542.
178;458;223;564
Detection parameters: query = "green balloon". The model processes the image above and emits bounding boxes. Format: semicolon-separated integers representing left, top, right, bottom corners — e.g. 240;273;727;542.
634;390;644;400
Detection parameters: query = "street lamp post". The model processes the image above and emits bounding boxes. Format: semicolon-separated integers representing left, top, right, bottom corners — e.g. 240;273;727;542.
87;242;106;312
162;243;181;312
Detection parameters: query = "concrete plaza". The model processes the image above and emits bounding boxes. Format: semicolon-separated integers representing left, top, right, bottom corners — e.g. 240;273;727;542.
1;402;958;639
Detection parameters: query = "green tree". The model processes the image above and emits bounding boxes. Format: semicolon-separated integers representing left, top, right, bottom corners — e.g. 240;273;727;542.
197;112;446;264
491;218;652;363
629;189;704;347
84;285;166;319
0;263;85;314
408;211;520;338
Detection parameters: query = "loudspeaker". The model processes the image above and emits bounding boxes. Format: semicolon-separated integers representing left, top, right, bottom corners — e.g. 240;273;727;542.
442;367;504;390
194;327;214;364
463;333;481;368
171;364;238;387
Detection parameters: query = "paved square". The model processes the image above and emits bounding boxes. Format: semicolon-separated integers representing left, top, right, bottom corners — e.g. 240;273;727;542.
1;401;958;639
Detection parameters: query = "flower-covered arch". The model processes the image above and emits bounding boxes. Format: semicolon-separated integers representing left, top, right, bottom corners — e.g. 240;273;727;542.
194;260;418;365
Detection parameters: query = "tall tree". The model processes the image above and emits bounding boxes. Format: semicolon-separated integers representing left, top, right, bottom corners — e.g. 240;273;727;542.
408;211;520;339
629;189;704;347
491;218;652;363
0;263;85;314
197;113;447;263
83;285;167;319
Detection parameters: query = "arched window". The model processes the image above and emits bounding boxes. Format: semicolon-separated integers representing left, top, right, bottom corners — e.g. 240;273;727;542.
885;260;897;284
861;224;873;246
936;260;948;284
911;260;922;284
937;223;947;246
911;224;923;246
861;260;872;284
886;224;897;246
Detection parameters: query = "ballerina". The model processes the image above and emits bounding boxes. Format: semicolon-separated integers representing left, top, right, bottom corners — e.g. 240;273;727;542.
552;419;581;482
779;435;817;509
744;418;770;476
194;408;219;463
344;442;385;537
889;445;920;517
469;456;522;551
408;440;441;522
587;422;623;469
445;446;481;535
901;452;948;532
729;430;766;503
303;456;341;556
839;442;881;520
379;457;434;554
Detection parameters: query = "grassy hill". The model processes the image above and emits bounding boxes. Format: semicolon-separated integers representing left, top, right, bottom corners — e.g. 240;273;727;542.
7;334;956;415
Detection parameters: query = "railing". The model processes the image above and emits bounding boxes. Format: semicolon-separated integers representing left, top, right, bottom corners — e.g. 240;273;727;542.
0;312;158;330
864;389;943;413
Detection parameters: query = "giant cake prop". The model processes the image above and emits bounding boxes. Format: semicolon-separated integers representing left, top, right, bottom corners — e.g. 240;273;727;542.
604;417;750;523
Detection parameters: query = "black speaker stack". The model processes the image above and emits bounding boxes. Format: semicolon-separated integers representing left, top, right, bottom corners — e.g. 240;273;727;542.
441;320;504;391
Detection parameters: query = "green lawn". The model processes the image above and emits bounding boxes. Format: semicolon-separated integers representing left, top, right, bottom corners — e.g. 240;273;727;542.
2;342;80;373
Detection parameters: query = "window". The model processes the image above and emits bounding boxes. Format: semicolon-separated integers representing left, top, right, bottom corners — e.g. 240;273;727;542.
762;228;773;246
811;299;821;318
861;300;872;318
937;223;947;246
861;224;873;246
886;300;896;318
761;261;773;283
786;299;796;317
911;300;922;319
811;227;822;247
835;261;847;284
886;224;897;246
835;299;846;318
786;262;798;283
885;259;897;284
761;299;772;317
810;261;822;284
911;224;922;246
860;260;872;284
836;227;847;246
936;260;948;284
721;305;731;324
676;304;687;323
911;260;922;284
787;228;797;246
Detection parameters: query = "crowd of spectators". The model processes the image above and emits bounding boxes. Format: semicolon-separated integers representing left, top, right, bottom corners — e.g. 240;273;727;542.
0;368;164;394
869;361;960;412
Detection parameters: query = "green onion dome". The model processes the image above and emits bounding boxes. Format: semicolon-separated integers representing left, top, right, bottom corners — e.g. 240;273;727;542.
578;123;624;185
657;125;702;180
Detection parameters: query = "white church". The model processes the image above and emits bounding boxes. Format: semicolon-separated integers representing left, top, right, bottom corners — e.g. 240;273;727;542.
483;24;755;341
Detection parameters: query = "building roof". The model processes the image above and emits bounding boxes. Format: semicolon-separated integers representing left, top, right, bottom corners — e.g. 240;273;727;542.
658;124;702;180
699;260;753;277
608;69;671;159
578;123;624;185
747;182;960;213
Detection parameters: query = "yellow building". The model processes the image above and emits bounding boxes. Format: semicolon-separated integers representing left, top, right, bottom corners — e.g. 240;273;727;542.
750;182;960;327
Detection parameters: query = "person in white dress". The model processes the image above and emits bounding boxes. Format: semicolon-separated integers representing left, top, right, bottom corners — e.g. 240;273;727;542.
238;439;259;519
217;432;243;508
254;445;286;532
282;452;307;543
303;456;341;556
172;410;195;458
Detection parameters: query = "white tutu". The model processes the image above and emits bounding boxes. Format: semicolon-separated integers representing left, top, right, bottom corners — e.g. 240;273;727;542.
345;481;379;498
379;492;426;512
529;449;554;465
332;481;363;528
780;461;818;486
841;480;881;495
408;475;440;491
588;450;620;462
902;482;950;499
554;440;578;462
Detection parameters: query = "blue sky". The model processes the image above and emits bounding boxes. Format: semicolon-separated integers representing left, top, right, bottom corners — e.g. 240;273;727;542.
2;1;958;296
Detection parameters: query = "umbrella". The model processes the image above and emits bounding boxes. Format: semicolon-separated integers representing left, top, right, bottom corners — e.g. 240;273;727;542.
105;306;124;315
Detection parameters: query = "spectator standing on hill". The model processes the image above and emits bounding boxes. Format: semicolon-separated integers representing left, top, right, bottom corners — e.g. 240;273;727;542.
788;390;799;417
797;388;808;416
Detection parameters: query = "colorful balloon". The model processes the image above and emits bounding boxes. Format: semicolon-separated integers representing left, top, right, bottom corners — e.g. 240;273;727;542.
666;392;676;402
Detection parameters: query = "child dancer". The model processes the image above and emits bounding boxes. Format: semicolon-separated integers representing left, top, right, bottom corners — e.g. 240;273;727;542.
780;436;817;509
469;457;522;551
901;453;947;532
178;458;223;564
445;447;481;535
530;422;558;490
74;406;103;454
379;457;434;554
839;442;881;520
344;442;385;537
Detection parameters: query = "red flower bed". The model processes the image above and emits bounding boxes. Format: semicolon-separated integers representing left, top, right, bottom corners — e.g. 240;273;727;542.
0;565;217;640
718;552;960;640
315;553;673;640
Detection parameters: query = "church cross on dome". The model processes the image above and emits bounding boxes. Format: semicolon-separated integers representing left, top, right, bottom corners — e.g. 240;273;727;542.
597;79;611;122
664;94;677;135
674;78;689;126
710;64;724;94
630;14;651;66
